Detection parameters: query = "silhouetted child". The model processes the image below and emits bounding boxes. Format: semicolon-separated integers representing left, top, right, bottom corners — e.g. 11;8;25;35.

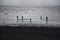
22;16;23;19
46;16;48;24
17;16;18;23
30;18;31;24
22;16;23;22
40;16;42;20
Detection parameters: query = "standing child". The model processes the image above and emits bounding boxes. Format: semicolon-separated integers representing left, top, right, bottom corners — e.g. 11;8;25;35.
46;16;48;24
17;16;18;23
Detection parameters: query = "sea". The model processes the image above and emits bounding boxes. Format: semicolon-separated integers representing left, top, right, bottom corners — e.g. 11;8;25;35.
0;6;60;27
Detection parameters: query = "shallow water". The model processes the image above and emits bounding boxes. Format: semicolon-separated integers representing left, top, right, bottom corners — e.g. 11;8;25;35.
0;6;60;26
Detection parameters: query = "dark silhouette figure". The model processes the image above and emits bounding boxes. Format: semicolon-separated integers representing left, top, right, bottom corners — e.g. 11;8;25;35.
46;16;48;24
30;18;32;24
17;16;18;23
40;16;42;20
22;16;23;22
22;16;23;19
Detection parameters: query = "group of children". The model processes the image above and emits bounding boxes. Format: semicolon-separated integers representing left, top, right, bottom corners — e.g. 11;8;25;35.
17;16;48;24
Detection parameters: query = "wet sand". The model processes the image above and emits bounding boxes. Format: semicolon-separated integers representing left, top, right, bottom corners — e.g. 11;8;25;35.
0;26;60;40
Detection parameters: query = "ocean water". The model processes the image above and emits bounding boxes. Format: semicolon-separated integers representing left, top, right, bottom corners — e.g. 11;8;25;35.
0;6;60;26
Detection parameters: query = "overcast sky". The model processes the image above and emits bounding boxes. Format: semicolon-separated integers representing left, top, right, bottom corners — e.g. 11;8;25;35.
0;0;60;6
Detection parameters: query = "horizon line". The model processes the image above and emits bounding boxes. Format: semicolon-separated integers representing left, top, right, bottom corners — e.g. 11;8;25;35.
0;5;60;7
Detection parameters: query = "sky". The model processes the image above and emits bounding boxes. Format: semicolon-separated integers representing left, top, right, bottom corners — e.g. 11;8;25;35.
0;0;60;6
